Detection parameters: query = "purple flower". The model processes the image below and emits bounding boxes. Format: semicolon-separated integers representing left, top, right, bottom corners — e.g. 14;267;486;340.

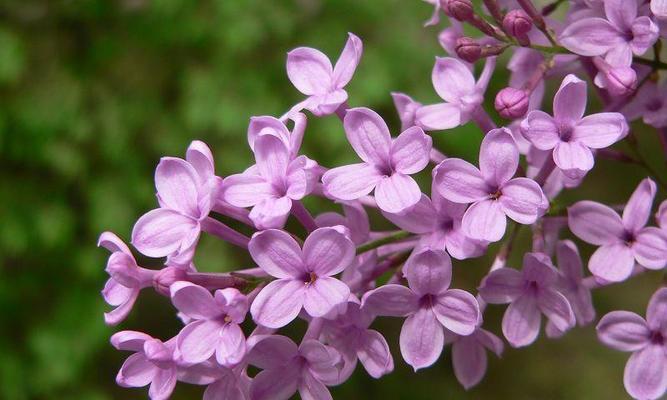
447;328;504;390
247;112;307;158
203;367;250;400
597;288;667;400
623;80;667;128
247;335;342;400
322;297;394;381
222;134;319;229
99;232;155;325
434;128;547;242
171;282;248;366
520;74;628;179
132;141;221;259
286;33;362;117
362;250;480;370
479;252;576;348
560;0;659;65
546;240;596;338
248;227;354;328
322;107;432;213
415;57;495;131
568;178;667;282
382;189;488;260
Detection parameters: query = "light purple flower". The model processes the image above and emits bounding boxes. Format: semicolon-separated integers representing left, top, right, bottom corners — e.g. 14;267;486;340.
203;367;251;400
248;227;354;328
434;128;546;242
597;288;667;400
247;112;307;158
415;57;495;131
546;240;596;338
560;0;659;66
382;189;488;260
362;250;480;370
222;134;319;229
247;335;342;400
99;232;155;325
132;141;221;259
623;80;667;128
447;327;504;390
568;178;667;282
171;282;248;366
479;252;576;347
520;74;628;179
286;33;362;117
322;107;432;213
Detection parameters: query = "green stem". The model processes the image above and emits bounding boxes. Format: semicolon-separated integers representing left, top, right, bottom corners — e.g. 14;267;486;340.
356;231;413;255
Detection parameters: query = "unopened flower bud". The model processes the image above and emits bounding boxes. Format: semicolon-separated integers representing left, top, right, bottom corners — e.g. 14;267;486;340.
603;66;637;96
503;9;533;43
455;37;482;63
441;0;474;21
153;266;188;296
495;87;529;119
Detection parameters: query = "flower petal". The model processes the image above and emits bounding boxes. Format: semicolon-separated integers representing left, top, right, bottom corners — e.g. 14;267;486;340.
390;126;432;175
553;74;588;125
343;107;392;166
246;334;299;369
434;158;489;203
633;227;667;269
624;345;667;400
177;319;221;363
117;353;156;388
556;240;584;281
361;284;419;317
597;310;651;352
553;141;594;179
572;112;628;149
521;110;560;150
589;243;635;282
131;209;199;258
222;173;274;208
254;134;290;183
433;289;480;336
249;196;293;230
249;229;304;279
357;330;394;378
432;57;475;103
303;227;355;276
479;128;519;186
186;140;215;182
303;277;350;318
478;268;525;304
287;47;333;95
298;369;333;400
374;174;422;214
250;363;300;400
155;157;201;217
382;194;437;234
170;281;219;320
322;163;383;201
462;199;507;242
647;288;667;332
332;33;363;88
149;368;177;400
499;177;544;224
250;279;305;328
538;288;575;332
559;18;624;56
415;102;462;130
399;308;444;371
404;249;452;295
568;201;625;245
452;336;487;390
216;323;246;367
502;295;541;348
623;178;657;233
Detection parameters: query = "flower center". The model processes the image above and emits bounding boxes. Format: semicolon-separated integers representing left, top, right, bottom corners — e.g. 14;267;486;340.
650;330;664;345
559;124;574;142
622;230;636;245
305;272;318;285
646;99;663;112
490;189;502;200
223;315;232;323
419;294;435;308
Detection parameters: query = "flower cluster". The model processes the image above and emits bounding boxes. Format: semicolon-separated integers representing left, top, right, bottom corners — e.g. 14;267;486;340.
100;1;667;399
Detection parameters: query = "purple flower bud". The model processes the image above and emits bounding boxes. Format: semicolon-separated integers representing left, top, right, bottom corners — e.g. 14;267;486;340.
455;37;482;63
603;66;637;96
494;87;529;119
153;266;188;296
503;9;533;39
441;0;474;21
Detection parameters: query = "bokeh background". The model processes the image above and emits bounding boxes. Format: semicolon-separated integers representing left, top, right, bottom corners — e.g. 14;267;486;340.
1;0;666;399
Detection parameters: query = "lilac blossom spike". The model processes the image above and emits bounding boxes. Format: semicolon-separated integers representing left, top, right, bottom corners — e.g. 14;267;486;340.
286;33;362;117
249;227;354;328
322;107;432;213
434;128;546;242
521;74;628;179
597;288;667;400
479;252;576;347
568;178;667;282
362;250;480;370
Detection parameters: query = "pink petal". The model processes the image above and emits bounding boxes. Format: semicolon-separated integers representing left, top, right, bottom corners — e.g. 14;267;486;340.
304;90;348;116
382;194;437;234
148;368;177;400
249;196;292;230
332;33;363;88
623;178;657;233
537;288;575;332
559;18;624;56
343;107;392;166
462;199;507;242
652;0;667;18
250;363;300;400
357;329;394;378
434;158;489;203
374;174;422;214
246;334;299;370
303;227;355;276
475;328;504;357
399;308;444;371
556;240;584;281
250;279;305;328
433;289;480;336
203;376;246;400
647;288;667;332
553;74;588;125
98;231;132;255
286;47;333;95
303;277;350;318
624;345;667;400
170;281;219;320
589;243;635;282
499;177;544;224
452;336;487;390
155;157;201;217
131;209;199;258
597;310;651;352
553;141;594;179
247;116;291;153
104;289;138;326
298;369;333;400
633;227;667;270
432;57;475;103
522;110;560;150
111;330;152;352
361;284;419;317
392;92;422;131
222;173;274;207
568;201;625;245
604;0;636;29
254;134;290;183
444;228;488;260
322;163;383;200
117;353;156;388
479;268;524;304
215;323;246;367
502;295;541;348
177;319;221;363
572;112;628;149
404;249;453;296
415;102;462;130
390;126;432;175
186;140;215;182
479;128;519;186
248;229;304;279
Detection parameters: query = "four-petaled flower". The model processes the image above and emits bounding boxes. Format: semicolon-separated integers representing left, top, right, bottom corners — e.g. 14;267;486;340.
446;327;504;390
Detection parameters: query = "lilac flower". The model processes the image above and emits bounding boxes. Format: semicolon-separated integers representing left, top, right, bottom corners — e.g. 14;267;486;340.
247;112;306;158
447;328;504;389
248;227;354;328
322;297;394;381
560;0;659;66
520;74;628;179
322;107;432;213
623;80;667;128
171;282;248;366
247;335;342;400
546;240;596;338
99;232;155;325
362;250;480;370
132;141;221;259
382;189;488;260
597;288;667;400
286;33;362;117
222;134;318;229
434;128;546;242
203;367;250;400
479;253;576;347
415;57;495;131
568;178;667;282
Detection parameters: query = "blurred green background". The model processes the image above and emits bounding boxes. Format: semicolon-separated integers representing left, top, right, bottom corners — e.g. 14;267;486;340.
0;0;665;399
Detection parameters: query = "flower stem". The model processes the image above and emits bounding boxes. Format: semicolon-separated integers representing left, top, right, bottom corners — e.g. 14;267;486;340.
356;231;413;255
291;201;318;233
201;217;251;249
